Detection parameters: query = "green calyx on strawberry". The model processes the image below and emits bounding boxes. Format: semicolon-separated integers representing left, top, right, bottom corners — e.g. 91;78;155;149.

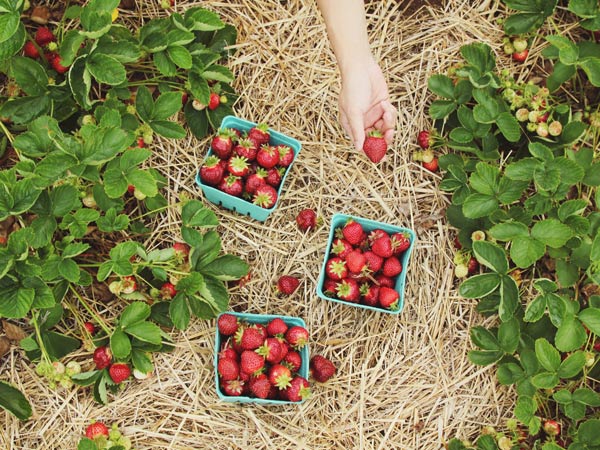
248;123;270;147
391;232;411;254
253;184;278;209
218;175;243;197
362;129;387;163
284;376;310;402
378;286;400;310
268;363;292;390
360;283;380;306
227;155;250;177
325;256;348;281
336;278;360;302
256;337;283;364
200;155;225;186
234;138;257;161
256;145;280;169
331;238;352;259
108;362;131;383
211;128;236;159
277;145;294;166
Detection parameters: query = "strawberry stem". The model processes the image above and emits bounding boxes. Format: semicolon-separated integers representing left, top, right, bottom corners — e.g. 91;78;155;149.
69;286;113;336
30;312;52;364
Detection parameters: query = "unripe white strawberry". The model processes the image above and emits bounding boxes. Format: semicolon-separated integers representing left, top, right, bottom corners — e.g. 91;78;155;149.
497;436;513;450
512;38;528;52
471;230;486;242
536;122;549;138
108;280;122;295
192;99;206;111
548;121;562;137
528;110;540;123
82;194;97;208
503;42;515;55
81;114;95;126
66;361;82;377
455;264;469;278
516;108;530;122
121;276;137;294
585;352;595;367
133;188;147;201
133;368;153;380
526;122;537;132
52;361;65;375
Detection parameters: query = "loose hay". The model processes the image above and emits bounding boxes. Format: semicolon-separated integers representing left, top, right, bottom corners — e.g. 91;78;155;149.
1;0;535;448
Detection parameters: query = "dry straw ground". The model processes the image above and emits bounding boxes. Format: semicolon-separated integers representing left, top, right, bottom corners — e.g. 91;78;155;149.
1;0;531;448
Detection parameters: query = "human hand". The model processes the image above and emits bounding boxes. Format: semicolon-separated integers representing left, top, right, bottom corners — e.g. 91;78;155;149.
338;58;396;153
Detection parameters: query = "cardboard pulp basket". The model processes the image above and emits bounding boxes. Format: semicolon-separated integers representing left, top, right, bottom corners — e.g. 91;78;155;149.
316;213;416;314
196;116;302;222
214;311;310;404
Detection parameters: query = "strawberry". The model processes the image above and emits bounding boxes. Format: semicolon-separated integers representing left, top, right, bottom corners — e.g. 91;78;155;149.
200;156;225;186
329;239;350;260
221;378;245;396
253;184;278;209
512;49;528;62
257;337;283;364
341;220;364;245
362;130;387;163
249;374;272;399
378;287;400;309
137;137;146;148
35;27;56;46
234;138;257;161
345;250;367;274
240;327;265;350
422;157;439;172
208;92;220;110
240;349;265;375
256;145;280;169
120;276;137;294
371;235;393;258
160;282;177;299
382;256;403;277
51;56;69;74
244;169;267;195
417;130;432;149
268;364;292;389
217;313;239;336
285;326;309;349
218;175;243;197
248;123;270;147
84;321;96;334
23;41;40;59
108;363;131;384
467;257;479;275
218;346;238;361
361;283;380;306
85;422;109;440
93;346;112;370
325;257;348;281
211;129;235;160
266;318;288;337
227;155;250;177
296;208;318;231
322;278;339;296
336;278;360;302
310;355;336;383
391;232;411;254
283;350;302;373
375;274;395;288
543;420;561;436
173;242;190;256
277;145;294;166
217;357;240;381
276;275;300;295
284;376;310;402
363;250;383;272
265;167;282;187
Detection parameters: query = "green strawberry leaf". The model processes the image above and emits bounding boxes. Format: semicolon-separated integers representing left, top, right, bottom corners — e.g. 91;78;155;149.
0;381;31;421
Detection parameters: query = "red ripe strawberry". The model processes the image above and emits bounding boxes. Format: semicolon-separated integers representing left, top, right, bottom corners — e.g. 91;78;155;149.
108;363;131;384
283;350;302;373
285;376;310;402
208;92;220;110
345;249;367;274
363;250;383;272
362;130;387;163
200;155;225;186
173;242;190;256
51;56;69;74
217;313;239;336
221;378;245;396
35;27;56;46
371;235;393;258
253;184;278;209
137;137;146;148
382;256;403;277
296;208;318;231
378;287;400;309
391;232;411;254
227;155;250;177
265;167;282;187
240;327;265;350
593;340;600;352
361;283;380;306
256;145;280;169
417;130;432;149
368;228;386;242
23;41;40;59
543;420;561;436
422;158;439;172
245;169;267;195
467;257;479;275
240;349;265;375
266;318;288;337
310;355;336;383
249;374;272;399
257;337;283;364
248;123;270;147
268;364;292;389
84;321;96;334
322;278;339;296
254;324;268;340
160;282;177;299
285;326;309;349
219;346;238;361
234;138;257;161
325;257;348;281
218;175;243;197
341;220;364;245
85;422;109;440
93;346;112;370
211;129;235;160
336;278;360;302
331;238;352;259
277;145;294;166
217;357;240;381
375;274;394;288
277;275;300;295
512;49;528;62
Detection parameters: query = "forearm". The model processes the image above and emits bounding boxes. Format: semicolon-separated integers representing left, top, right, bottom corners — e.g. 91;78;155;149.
316;0;374;78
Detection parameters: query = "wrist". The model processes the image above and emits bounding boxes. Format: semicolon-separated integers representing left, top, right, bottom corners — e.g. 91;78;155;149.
339;53;376;81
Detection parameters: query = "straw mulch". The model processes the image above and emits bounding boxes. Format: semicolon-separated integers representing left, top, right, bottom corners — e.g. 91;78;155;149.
1;0;534;448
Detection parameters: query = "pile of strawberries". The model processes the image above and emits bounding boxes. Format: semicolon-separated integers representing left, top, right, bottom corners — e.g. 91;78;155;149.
23;26;70;74
216;314;335;402
199;124;295;209
322;219;411;311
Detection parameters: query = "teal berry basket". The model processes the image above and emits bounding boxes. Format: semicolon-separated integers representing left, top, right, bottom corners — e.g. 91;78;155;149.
195;115;302;222
316;213;416;315
214;311;310;405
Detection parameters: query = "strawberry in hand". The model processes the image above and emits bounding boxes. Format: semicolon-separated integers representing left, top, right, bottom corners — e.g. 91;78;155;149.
362;130;387;163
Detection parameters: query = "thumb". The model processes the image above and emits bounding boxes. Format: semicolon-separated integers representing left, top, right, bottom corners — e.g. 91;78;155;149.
347;111;365;152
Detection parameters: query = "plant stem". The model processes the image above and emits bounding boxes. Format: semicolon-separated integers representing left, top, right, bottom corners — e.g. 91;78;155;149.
69;286;113;336
30;313;51;363
0;121;14;144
